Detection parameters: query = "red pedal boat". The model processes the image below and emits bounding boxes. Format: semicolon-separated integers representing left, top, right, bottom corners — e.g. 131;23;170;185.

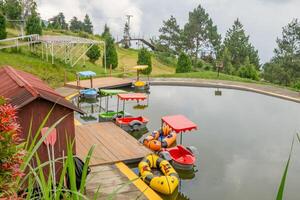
160;115;198;170
115;116;149;132
115;93;149;132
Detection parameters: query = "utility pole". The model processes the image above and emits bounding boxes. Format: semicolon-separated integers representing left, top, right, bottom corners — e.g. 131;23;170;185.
123;15;133;48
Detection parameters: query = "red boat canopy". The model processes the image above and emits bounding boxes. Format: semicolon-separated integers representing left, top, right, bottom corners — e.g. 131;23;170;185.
162;115;197;133
118;93;147;101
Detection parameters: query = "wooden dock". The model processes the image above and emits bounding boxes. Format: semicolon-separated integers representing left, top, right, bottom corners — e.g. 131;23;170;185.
55;87;79;98
86;164;148;200
66;77;132;89
75;122;151;166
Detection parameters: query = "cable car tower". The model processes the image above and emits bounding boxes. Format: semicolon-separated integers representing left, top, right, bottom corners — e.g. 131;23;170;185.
123;15;132;48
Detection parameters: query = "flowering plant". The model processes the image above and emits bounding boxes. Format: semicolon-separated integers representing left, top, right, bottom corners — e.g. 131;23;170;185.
0;97;25;198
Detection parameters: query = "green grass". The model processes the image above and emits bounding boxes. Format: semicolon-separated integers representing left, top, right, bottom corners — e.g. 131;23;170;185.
152;70;259;83
0;28;298;92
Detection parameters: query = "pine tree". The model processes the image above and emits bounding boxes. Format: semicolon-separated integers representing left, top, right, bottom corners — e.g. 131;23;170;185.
25;13;42;35
101;24;110;38
263;19;300;86
103;26;118;69
158;15;182;54
83;14;93;34
183;5;221;61
86;45;100;63
70;16;84;32
137;48;152;75
223;18;260;70
176;52;192;73
48;12;68;29
0;14;7;39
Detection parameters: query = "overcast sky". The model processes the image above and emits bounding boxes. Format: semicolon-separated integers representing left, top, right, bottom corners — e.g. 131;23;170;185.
37;0;300;63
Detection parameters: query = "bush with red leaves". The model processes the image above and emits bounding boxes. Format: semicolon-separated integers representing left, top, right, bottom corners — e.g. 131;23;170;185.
0;97;25;198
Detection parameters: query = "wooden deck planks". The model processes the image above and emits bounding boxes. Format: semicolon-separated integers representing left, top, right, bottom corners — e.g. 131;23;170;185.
86;165;147;200
75;122;151;166
66;77;132;89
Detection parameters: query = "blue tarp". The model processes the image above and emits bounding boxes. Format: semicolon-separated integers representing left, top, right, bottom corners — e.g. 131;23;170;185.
77;71;96;77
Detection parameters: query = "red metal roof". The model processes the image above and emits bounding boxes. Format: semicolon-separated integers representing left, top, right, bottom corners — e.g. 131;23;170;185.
162;115;197;133
117;93;147;101
0;66;83;113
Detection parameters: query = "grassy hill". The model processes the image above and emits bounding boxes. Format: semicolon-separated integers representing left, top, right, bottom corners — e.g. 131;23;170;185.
0;28;176;87
0;28;284;90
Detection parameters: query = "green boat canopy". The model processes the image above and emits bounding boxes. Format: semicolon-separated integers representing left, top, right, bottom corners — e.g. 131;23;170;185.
100;89;127;96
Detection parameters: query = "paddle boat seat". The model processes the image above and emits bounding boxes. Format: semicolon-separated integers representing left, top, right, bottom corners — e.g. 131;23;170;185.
167;145;196;166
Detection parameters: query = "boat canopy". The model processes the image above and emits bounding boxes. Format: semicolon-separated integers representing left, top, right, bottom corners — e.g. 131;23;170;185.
100;89;127;96
77;71;96;77
133;65;148;70
162;115;197;133
117;93;147;101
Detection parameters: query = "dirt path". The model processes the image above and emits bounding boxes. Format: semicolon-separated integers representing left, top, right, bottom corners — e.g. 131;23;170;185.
149;78;300;103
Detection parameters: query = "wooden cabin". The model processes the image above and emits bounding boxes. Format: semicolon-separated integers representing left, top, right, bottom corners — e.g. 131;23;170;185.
0;66;83;179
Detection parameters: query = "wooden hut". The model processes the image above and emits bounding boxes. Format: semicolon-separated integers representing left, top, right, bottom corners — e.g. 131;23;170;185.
0;66;83;179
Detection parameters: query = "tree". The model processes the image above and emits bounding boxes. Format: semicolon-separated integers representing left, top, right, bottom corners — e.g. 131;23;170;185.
86;45;100;63
102;26;118;69
223;19;260;70
176;52;192;73
2;0;22;20
158;15;182;54
237;57;259;80
83;14;93;34
69;16;83;32
101;24;110;38
263;19;300;87
48;12;68;29
25;13;42;35
137;48;152;75
0;14;7;39
183;5;221;62
219;47;234;74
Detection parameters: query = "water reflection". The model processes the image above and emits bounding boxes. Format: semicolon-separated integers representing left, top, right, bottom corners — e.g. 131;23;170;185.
74;86;300;200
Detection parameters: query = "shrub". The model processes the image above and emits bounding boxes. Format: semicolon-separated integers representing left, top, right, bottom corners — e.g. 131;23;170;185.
176;52;192;73
104;36;118;69
86;45;101;63
0;14;7;39
137;48;152;75
238;64;259;80
0;97;25;198
293;81;300;90
26;14;42;35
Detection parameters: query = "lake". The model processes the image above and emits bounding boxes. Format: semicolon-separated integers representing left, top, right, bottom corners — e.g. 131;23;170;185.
75;86;300;200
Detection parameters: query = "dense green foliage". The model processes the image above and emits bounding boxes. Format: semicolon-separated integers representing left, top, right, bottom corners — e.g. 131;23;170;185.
86;45;100;63
1;0;22;20
183;5;221;61
176;52;192;73
222;19;260;69
237;57;259;80
48;12;68;29
102;26;118;69
83;14;93;34
69;16;83;32
68;14;93;34
157;15;182;54
263;19;300;88
137;48;152;75
25;13;42;35
156;4;260;81
157;5;221;61
0;14;7;39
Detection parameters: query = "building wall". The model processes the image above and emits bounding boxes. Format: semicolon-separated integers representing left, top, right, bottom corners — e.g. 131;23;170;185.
17;98;76;179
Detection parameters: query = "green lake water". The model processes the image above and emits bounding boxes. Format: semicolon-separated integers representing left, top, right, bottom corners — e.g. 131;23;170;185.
75;86;300;200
